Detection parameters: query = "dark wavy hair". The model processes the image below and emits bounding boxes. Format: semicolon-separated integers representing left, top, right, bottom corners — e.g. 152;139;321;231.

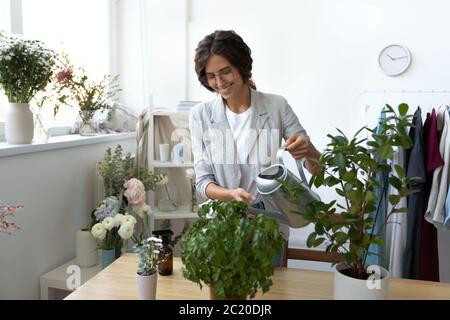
194;30;256;92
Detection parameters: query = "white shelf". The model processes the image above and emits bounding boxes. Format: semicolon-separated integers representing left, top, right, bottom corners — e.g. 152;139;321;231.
40;258;101;299
149;161;193;168
153;209;198;219
152;111;190;117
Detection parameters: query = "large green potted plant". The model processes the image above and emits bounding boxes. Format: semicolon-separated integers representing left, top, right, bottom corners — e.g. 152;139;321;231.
287;104;416;299
180;200;284;300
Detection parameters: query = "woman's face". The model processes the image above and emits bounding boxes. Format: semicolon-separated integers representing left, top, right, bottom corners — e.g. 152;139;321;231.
204;54;244;99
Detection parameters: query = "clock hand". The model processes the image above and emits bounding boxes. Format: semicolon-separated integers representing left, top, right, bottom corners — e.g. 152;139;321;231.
394;56;408;59
386;54;396;61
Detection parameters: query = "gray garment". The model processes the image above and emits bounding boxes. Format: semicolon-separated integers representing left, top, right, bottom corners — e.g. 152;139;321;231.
189;88;309;202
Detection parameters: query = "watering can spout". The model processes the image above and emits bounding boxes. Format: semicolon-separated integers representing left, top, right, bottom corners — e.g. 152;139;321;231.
254;145;321;228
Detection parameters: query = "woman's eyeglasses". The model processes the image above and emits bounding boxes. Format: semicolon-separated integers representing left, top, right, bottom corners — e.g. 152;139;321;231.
202;67;234;86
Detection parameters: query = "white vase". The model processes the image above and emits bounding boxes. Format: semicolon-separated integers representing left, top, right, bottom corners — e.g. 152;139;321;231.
334;263;390;300
5;102;34;144
136;272;157;300
76;229;98;267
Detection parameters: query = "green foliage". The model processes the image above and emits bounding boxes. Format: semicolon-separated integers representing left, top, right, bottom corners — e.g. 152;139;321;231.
135;237;163;276
98;144;166;197
180;200;284;299
288;104;417;279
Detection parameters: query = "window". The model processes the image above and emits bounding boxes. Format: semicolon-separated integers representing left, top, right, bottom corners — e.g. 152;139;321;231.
0;0;11;121
0;0;110;126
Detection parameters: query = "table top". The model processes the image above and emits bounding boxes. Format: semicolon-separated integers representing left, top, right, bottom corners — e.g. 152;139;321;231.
65;253;450;300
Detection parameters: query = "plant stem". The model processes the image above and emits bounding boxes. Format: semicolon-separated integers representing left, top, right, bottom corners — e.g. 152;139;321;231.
164;184;172;201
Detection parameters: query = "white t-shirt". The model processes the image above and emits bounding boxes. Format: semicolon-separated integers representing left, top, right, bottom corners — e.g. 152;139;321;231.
225;106;260;202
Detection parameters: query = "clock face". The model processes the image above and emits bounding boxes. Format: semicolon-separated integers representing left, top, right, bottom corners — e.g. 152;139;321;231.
378;45;411;76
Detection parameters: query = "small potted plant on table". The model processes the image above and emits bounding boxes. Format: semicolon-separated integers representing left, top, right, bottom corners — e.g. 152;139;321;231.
181;200;284;300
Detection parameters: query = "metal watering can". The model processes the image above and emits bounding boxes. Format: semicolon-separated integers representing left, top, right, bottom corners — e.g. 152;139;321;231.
248;146;321;228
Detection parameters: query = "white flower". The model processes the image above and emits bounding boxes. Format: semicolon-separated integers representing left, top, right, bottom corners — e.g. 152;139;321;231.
118;223;134;240
101;216;115;230
156;176;169;186
113;213;124;227
91;223;107;240
185;168;195;179
147;236;162;243
133;204;151;219
122;214;137;226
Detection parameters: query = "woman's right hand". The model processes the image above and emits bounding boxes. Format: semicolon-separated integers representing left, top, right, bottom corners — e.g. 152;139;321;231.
229;188;256;203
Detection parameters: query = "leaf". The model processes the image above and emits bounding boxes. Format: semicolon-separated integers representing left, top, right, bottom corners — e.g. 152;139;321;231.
388;194;401;206
313;238;325;247
389;176;403;191
399;103;409;116
394;164;406;179
306;232;317;248
333;153;346;168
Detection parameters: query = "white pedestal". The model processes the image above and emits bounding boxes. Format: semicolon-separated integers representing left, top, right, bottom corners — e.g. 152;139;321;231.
40;258;101;300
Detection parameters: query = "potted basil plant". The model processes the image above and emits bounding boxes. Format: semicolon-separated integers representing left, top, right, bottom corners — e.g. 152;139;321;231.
181;200;284;300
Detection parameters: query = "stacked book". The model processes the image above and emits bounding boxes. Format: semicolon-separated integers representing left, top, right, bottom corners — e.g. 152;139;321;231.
176;100;201;113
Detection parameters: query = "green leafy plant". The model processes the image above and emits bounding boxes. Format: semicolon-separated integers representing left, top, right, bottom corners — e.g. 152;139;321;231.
98;144;166;197
0;32;56;103
180;200;284;299
287;104;417;279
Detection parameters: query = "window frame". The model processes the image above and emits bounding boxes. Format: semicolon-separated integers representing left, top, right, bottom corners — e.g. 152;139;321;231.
0;0;116;137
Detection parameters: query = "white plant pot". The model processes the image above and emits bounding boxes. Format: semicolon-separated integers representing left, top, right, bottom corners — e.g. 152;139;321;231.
334;263;390;300
76;229;98;267
136;272;157;300
5;102;34;144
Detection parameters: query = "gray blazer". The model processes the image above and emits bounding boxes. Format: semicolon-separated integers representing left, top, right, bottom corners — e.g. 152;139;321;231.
189;88;308;202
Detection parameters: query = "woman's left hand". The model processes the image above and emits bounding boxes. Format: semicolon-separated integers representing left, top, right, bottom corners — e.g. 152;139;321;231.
285;134;314;159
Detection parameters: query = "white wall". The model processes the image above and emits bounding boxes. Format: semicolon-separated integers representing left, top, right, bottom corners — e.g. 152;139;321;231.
117;0;450;281
116;0;187;112
0;138;134;299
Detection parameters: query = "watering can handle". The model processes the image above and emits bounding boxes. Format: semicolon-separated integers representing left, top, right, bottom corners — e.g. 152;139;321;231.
276;145;308;183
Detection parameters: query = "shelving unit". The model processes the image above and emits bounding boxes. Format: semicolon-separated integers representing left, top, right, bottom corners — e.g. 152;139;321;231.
147;109;198;231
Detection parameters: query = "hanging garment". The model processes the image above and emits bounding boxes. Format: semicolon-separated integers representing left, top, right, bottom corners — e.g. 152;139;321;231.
419;110;442;281
366;109;389;269
445;189;450;227
425;108;450;228
386;146;407;278
443;109;450;229
403;107;426;280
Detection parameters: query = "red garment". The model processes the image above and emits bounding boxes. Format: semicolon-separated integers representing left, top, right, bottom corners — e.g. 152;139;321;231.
420;109;442;281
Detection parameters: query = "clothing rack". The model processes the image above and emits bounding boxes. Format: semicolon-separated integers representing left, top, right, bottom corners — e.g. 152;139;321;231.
357;89;450;127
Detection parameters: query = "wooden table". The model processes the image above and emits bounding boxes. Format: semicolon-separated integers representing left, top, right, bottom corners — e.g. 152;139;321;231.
65;253;450;300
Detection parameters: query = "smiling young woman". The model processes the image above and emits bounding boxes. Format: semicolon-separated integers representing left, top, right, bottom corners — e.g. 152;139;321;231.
189;30;322;266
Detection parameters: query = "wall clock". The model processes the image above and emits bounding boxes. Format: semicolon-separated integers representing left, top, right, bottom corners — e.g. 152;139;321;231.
378;44;411;76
